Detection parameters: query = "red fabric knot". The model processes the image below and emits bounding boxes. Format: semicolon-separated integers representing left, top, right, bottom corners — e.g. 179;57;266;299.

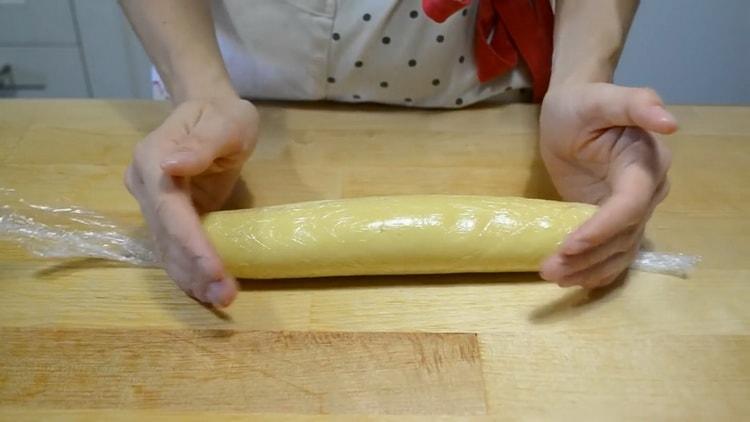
422;0;554;102
421;0;471;22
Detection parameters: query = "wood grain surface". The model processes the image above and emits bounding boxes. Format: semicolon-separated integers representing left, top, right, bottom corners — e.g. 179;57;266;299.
0;329;485;415
0;100;749;420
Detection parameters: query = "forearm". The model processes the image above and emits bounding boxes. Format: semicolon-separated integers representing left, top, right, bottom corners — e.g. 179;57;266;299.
119;0;236;103
549;0;639;88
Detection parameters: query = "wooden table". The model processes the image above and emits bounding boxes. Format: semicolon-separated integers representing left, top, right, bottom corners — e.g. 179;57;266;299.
0;100;748;420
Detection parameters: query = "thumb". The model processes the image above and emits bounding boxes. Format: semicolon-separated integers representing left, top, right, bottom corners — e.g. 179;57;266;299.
160;136;222;176
585;85;678;135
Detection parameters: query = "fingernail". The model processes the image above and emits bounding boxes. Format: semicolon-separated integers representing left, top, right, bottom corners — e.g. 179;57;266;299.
206;282;227;307
161;151;193;168
540;256;564;280
648;105;676;125
539;268;550;280
160;159;179;169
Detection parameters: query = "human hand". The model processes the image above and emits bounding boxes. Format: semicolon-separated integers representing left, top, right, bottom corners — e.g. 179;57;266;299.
125;97;258;306
538;83;677;288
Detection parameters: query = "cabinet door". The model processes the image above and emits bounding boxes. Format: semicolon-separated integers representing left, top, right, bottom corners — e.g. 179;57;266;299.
0;0;77;45
73;0;152;98
0;47;89;97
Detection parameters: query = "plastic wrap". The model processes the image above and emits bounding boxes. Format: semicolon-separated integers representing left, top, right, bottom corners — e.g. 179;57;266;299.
204;195;598;278
629;251;700;278
0;188;158;267
1;189;698;279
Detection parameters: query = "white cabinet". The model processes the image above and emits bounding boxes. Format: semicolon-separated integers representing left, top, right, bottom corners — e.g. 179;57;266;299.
0;46;89;97
0;0;150;98
0;0;77;44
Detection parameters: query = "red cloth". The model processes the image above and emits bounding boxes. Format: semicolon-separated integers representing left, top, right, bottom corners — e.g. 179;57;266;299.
422;0;554;102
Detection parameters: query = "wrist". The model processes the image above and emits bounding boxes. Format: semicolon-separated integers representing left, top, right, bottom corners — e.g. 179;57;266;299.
172;75;239;104
548;56;616;90
160;58;238;104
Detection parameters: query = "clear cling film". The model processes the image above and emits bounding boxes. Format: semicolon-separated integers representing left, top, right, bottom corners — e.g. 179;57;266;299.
202;195;598;278
0;188;159;267
1;188;699;279
629;251;700;278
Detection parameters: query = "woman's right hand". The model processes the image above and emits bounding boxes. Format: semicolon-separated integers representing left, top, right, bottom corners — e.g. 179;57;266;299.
125;96;259;307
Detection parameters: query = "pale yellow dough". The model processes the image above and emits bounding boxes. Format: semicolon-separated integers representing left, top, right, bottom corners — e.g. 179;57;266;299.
202;195;596;279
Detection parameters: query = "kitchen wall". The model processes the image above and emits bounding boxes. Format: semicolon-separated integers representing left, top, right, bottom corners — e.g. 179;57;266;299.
1;0;748;104
615;0;750;105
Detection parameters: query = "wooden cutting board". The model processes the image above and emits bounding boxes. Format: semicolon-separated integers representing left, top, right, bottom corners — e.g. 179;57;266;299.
0;100;749;420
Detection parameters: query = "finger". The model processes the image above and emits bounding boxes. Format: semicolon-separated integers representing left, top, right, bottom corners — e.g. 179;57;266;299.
155;194;239;307
561;164;655;255
580;250;636;289
159;104;251;177
134;167;238;307
206;276;239;308
155;193;235;305
123;164;140;196
552;175;667;280
634;103;678;135
641;179;670;223
160;135;237;177
593;271;624;289
557;249;636;288
584;85;678;134
541;225;642;281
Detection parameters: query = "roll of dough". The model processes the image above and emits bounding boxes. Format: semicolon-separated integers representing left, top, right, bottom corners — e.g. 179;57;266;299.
202;195;596;279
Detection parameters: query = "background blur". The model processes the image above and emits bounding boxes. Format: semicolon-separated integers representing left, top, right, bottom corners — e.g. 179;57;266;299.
0;0;748;104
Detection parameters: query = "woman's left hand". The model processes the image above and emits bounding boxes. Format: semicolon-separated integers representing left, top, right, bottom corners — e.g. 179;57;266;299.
539;82;678;288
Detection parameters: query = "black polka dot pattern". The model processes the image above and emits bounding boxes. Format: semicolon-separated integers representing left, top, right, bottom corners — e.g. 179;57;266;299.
329;6;488;107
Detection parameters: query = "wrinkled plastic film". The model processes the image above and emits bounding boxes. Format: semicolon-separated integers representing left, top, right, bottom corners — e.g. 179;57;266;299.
203;195;600;278
0;188;159;267
630;251;700;278
0;188;698;278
